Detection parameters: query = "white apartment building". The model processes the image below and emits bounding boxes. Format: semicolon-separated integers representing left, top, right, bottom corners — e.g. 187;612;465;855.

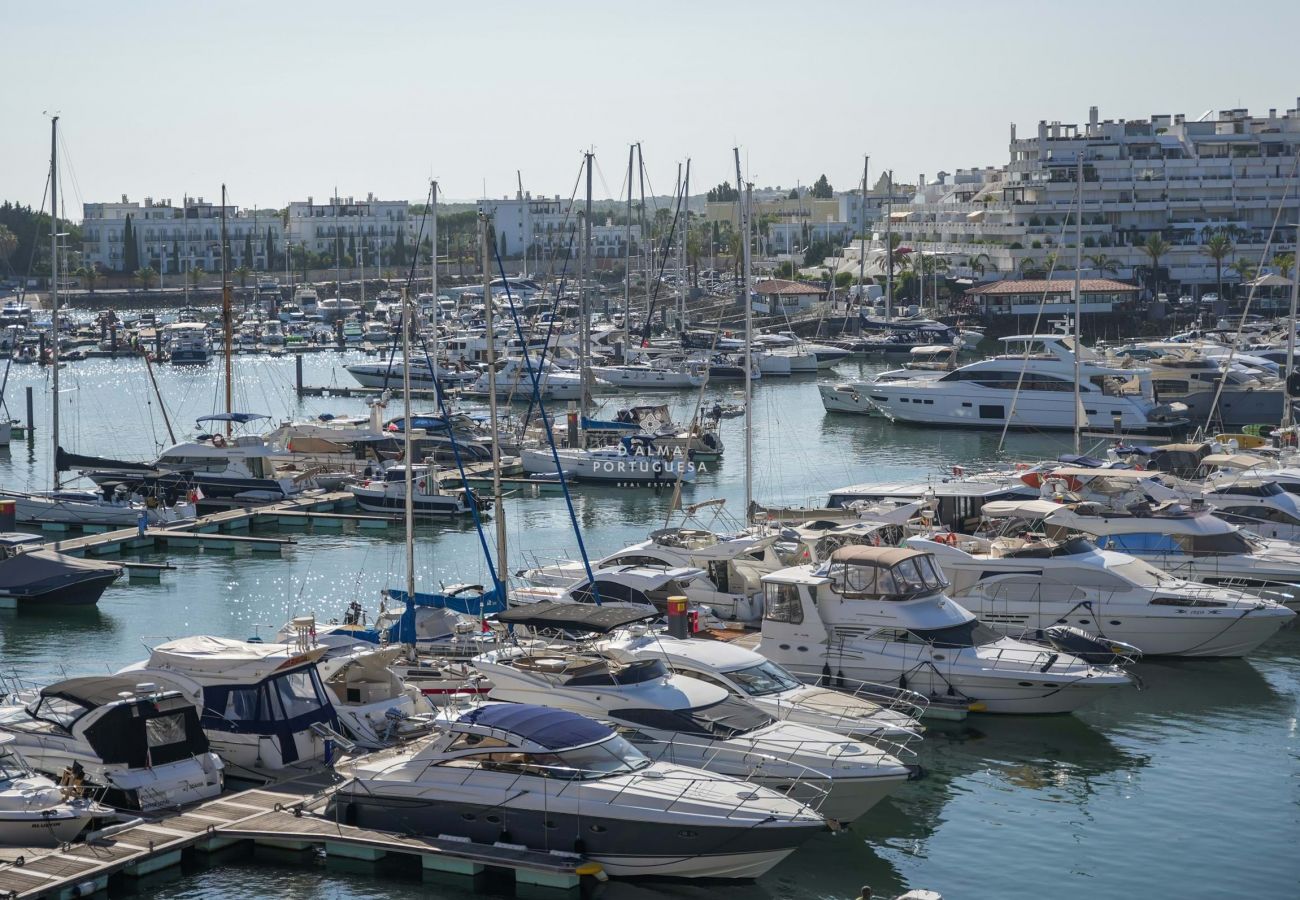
82;196;283;273
286;194;409;263
873;102;1300;292
477;193;642;262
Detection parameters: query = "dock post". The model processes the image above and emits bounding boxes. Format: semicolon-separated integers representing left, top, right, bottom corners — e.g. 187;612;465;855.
296;353;304;398
155;328;163;358
25;385;34;432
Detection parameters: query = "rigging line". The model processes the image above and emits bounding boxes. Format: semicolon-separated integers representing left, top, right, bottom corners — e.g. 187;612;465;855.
491;238;602;599
1200;149;1300;433
639;177;688;346
997;205;1077;452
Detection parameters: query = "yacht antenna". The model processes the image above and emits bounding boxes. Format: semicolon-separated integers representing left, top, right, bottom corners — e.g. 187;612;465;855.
1073;154;1084;454
481;213;507;602
49;115;60;491
221;184;233;436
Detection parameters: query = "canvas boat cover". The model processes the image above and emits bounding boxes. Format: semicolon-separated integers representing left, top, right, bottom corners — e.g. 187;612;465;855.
147;636;326;682
0;550;120;595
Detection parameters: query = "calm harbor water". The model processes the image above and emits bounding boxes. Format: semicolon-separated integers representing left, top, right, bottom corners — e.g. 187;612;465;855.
1;348;1296;899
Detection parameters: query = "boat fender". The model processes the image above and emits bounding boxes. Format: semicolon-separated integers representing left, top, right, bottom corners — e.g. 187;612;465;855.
1039;652;1059;673
821;663;832;686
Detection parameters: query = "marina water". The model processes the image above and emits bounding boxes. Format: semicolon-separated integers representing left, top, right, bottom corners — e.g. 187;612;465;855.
1;351;1296;899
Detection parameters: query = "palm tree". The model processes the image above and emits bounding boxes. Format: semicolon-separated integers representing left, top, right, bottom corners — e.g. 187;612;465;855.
1086;253;1119;277
188;265;204;288
1230;258;1257;298
0;224;17;275
1201;230;1233;300
233;265;253;289
1271;252;1295;280
1141;234;1171;297
75;265;100;294
134;266;157;292
968;252;990;278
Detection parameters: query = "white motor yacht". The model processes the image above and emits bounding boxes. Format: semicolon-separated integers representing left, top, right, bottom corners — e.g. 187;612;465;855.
845;334;1186;430
332;703;827;880
599;629;926;741
476;603;912;825
120;637;341;782
758;546;1132;714
0;676;224;812
521;442;696;486
349;463;486;517
910;500;1293;657
0;735;111;847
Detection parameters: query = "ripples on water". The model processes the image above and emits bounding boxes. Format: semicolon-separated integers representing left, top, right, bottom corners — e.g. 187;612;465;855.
1;351;1297;899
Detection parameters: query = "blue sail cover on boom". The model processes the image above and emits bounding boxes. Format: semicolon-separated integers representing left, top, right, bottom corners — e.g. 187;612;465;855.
384;585;506;645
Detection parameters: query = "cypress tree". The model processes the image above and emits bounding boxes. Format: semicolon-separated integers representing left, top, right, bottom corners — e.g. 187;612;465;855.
243;232;254;269
170;240;179;274
122;214;136;273
394;229;406;265
347;234;356;265
265;227;274;271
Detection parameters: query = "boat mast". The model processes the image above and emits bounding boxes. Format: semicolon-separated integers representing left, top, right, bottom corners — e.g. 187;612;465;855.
481;214;507;599
624;144;633;353
1072;154;1084;454
638;144;649;344
431;180;440;389
400;286;416;624
221;185;233;437
884;170;894;322
735;149;754;518
680;160;691;329
49;115;60;491
1284;219;1300;430
856;155;869;319
581;151;593;410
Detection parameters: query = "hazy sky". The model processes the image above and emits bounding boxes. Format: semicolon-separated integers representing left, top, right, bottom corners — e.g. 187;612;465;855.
3;1;1298;217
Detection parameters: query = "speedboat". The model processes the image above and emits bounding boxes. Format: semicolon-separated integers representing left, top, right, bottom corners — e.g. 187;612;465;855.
349;464;487;517
346;358;478;390
911;499;1294;657
477;602;912;825
521;439;696;486
0;734;111;847
120;636;341;782
332;703;827;880
0;536;123;608
0;486;195;528
759;546;1132;714
312;643;437;750
0;676;224;812
599;628;926;741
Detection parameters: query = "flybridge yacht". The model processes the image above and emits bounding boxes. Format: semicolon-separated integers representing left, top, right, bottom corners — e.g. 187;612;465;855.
466;357;586;401
1104;344;1288;426
837;335;1186;430
825;477;1036;533
598;629;926;741
349;463;486;517
590;357;707;390
332;703;827;880
1004;496;1300;610
758;547;1131;714
820;345;958;415
59;413;307;501
120;637;341;781
909;499;1293;657
0;676;224;812
476;603;912;825
346;358;479;390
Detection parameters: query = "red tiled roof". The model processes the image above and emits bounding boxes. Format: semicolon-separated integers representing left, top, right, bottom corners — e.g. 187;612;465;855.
752;279;826;296
966;278;1138;295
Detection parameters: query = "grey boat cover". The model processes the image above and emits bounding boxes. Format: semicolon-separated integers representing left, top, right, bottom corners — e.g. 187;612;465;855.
0;550;121;594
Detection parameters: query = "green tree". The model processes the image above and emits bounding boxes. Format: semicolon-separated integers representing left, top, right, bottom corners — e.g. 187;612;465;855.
233;264;252;288
1271;251;1294;280
1141;233;1171;296
0;224;16;274
170;240;180;275
188;265;204;287
787;188;799;200
1087;253;1119;277
347;234;357;265
265;227;276;271
968;252;990;278
134;265;157;291
498;230;507;261
1201;230;1233;301
1230;258;1256;296
705;181;738;203
810;175;833;199
75;265;99;293
393;229;407;265
243;232;254;269
834;271;853;289
122;214;139;273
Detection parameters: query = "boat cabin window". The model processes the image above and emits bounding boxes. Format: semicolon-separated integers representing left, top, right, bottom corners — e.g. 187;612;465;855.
446;733;510;751
223;686;263;722
82;701;209;767
763;582;804;624
272;668;330;719
246;457;268;479
1219;506;1300;526
566;658;669;687
570;579;650;606
145;712;190;749
908;621;1002;648
726;661;802;697
615;697;773;739
1211;482;1282;498
1174;532;1254;556
441;736;650;780
825;554;947;599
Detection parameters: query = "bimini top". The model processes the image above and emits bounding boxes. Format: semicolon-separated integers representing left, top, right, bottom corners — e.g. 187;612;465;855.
455;703;612;751
38;674;186;708
827;546;928;566
146;636;326;681
496;600;660;634
820;546;948;598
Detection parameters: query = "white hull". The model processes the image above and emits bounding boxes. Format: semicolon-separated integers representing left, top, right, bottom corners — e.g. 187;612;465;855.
1;492;194;527
0;808;96;847
869;381;1159;429
593;846;800;879
520;447;695;484
590;365;704;389
819;383;886;416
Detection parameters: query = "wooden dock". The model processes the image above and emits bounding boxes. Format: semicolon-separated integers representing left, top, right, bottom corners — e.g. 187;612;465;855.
0;776;600;898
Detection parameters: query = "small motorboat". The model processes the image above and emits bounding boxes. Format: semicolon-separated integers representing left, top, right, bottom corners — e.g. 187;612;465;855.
0;735;111;847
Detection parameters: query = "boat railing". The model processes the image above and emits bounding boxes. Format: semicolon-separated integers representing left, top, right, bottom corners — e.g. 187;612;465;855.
772;666;928;751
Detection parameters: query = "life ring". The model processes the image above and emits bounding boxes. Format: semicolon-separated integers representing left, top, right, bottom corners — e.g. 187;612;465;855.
211;434;226;448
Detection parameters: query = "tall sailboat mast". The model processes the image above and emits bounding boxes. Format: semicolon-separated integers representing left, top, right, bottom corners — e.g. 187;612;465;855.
624;144;633;351
1072;154;1084;454
581;151;593;409
431;180;440;389
734;149;754;518
400;286;416;636
1284;219;1300;430
49;115;60;491
856;155;869;316
220;184;233;436
884;170;894;322
481;214;507;599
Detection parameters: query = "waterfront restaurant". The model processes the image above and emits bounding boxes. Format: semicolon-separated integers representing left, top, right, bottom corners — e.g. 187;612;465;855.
751;278;827;315
963;277;1139;317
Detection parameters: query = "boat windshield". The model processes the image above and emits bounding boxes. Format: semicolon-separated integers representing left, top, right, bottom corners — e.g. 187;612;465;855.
24;694;90;730
541;735;652;780
614;696;774;738
1110;558;1181;588
908;621;1003;648
725;660;803;697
